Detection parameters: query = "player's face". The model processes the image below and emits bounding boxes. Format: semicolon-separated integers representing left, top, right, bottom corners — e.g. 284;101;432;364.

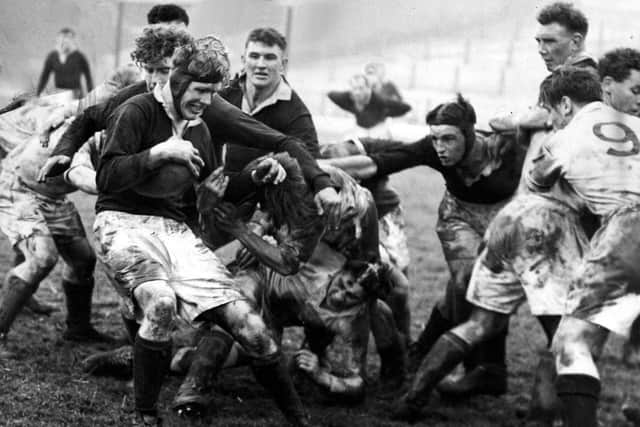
430;125;466;166
56;34;74;53
605;70;640;117
350;78;372;104
243;41;285;91
140;58;172;91
179;81;219;119
535;23;574;71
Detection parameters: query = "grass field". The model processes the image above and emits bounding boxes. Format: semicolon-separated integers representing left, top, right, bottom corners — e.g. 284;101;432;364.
1;166;639;427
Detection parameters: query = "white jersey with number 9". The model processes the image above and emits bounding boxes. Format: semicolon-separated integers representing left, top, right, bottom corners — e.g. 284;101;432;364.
531;101;640;217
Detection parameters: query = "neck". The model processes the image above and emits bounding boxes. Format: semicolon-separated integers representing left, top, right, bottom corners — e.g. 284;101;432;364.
245;78;280;109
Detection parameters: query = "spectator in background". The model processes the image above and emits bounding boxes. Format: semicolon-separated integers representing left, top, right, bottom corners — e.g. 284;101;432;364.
328;73;411;139
364;62;403;101
147;3;189;27
37;28;93;99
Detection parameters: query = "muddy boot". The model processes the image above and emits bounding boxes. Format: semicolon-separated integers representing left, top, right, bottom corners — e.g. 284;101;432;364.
391;332;470;422
555;374;600;427
0;274;37;339
62;279;114;343
134;335;171;424
408;307;452;373
438;326;508;398
251;352;311;427
81;345;133;378
622;395;640;426
172;329;233;417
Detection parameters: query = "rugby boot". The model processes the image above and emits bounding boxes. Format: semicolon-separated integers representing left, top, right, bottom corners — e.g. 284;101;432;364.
172;329;233;417
0;274;37;338
251;351;311;427
391;332;470;422
438;326;508;398
24;294;57;315
62;279;114;343
134;335;172;422
135;411;163;427
81;345;133;378
169;346;196;374
555;374;600;427
408;307;452;373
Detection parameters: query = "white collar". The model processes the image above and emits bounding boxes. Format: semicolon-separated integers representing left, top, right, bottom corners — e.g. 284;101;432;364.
241;76;292;116
153;83;201;136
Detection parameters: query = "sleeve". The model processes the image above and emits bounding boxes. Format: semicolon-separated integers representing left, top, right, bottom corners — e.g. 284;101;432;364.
53;84;144;158
204;95;332;191
526;142;564;192
96;103;156;192
328;91;355;113
381;96;411;118
380;81;403;102
80;53;93;92
367;136;438;176
37;53;54;95
285;112;320;158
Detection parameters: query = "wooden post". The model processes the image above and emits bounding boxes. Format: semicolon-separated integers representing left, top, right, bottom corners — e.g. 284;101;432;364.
114;1;125;69
284;5;293;73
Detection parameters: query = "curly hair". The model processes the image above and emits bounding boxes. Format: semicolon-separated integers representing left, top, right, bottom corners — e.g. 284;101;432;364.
599;48;640;82
147;4;189;26
130;25;193;66
537;2;588;36
171;35;230;84
538;66;601;107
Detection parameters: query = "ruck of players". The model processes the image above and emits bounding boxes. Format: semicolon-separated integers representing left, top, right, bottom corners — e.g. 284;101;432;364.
3;2;640;426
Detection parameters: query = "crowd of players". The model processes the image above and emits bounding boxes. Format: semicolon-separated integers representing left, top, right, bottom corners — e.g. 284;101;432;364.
2;2;640;426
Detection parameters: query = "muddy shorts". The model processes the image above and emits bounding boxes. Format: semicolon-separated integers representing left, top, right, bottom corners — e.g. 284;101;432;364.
379;205;410;272
435;190;508;321
565;206;640;338
0;170;85;246
93;210;245;324
466;194;587;316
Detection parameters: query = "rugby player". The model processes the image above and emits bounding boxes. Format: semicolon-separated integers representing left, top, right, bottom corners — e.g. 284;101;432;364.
146;3;189;28
94;41;309;426
527;66;640;427
324;95;525;398
173;154;406;414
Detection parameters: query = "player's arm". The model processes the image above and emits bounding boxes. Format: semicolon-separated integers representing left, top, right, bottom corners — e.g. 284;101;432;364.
96;103;203;192
284;111;320;158
526;144;563;192
36;53;54;96
381;96;412;117
80;53;94;93
295;349;365;399
64;132;102;194
327;90;355;113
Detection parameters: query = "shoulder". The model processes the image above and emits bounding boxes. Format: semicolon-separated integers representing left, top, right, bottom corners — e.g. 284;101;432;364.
112;93;155;121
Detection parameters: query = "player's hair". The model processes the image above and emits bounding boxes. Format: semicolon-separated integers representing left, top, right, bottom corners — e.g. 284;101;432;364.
245;27;287;52
537;2;588;36
172;37;230;84
147;4;189;26
256;153;321;232
598;48;640;82
130;25;193;66
58;27;75;36
539;66;602;107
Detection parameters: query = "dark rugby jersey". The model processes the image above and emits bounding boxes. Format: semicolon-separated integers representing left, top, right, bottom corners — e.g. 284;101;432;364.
369;133;525;204
37;50;93;96
96;92;217;221
328;90;411;129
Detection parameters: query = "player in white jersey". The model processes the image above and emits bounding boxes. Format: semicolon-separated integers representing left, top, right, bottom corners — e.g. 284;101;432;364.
527;66;640;427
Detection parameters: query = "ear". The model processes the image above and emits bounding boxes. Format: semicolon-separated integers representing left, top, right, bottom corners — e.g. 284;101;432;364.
281;57;288;74
601;76;614;95
241;53;246;67
570;33;585;52
560;95;573;115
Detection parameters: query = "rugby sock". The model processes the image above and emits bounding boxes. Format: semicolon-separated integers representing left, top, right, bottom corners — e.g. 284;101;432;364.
134;335;172;416
0;274;36;336
121;313;140;344
63;279;113;342
556;374;600;427
173;328;234;410
408;307;452;370
251;351;308;426
406;331;470;405
527;349;560;421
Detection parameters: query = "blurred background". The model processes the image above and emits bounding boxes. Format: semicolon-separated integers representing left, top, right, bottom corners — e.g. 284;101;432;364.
2;0;640;136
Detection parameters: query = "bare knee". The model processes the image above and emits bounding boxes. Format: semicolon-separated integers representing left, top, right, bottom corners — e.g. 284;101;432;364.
237;312;278;359
17;238;58;282
138;296;176;341
454;308;507;345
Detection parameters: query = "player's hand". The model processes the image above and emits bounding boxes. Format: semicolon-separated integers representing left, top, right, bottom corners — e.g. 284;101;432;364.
314;187;341;229
213;202;243;233
295;349;320;378
251;157;287;185
37;155;72;181
155;136;204;177
196;167;229;213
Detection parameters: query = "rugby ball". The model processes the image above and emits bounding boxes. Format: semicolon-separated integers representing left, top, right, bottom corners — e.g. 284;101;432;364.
133;162;195;198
